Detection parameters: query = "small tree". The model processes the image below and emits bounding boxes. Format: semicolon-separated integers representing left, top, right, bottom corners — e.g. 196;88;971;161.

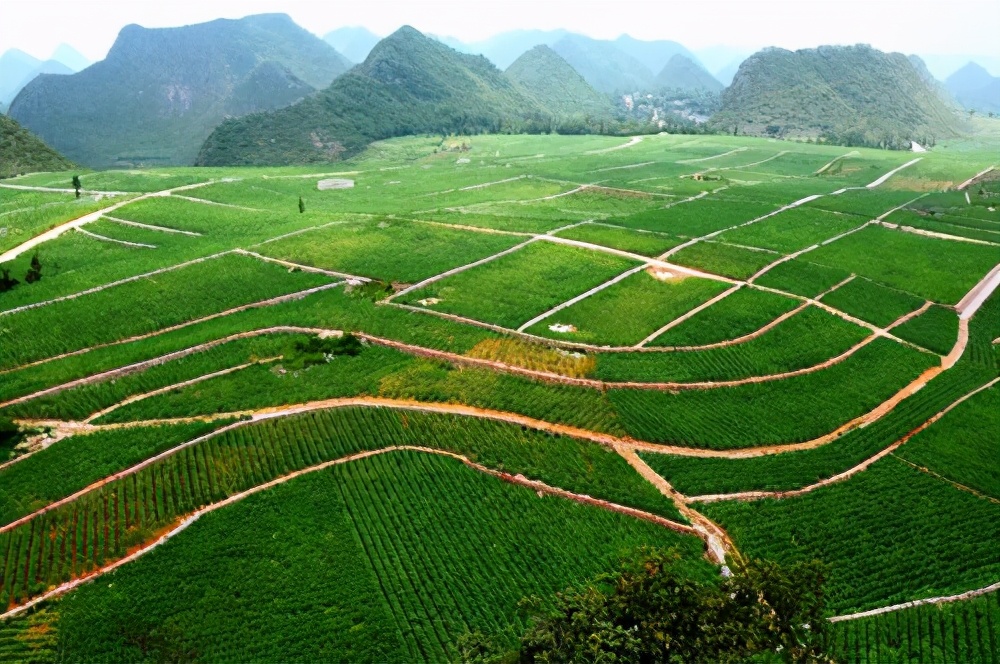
24;252;42;284
298;196;305;213
72;175;82;199
0;269;18;292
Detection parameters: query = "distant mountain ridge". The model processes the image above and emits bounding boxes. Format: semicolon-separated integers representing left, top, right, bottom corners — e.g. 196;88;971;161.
197;26;541;166
324;26;381;63
655;54;723;93
0;115;73;178
946;62;1000;114
504;45;613;119
9;14;351;168
710;44;964;148
0;49;75;108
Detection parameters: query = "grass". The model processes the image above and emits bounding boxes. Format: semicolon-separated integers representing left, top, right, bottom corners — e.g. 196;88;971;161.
616;198;777;236
754;259;852;298
893;304;960;355
670;241;776;280
524;270;730;346
552;222;682;256
718;207;865;253
650;286;801;347
400;241;639;328
819;277;926;327
807;225;1000;304
254;218;525;284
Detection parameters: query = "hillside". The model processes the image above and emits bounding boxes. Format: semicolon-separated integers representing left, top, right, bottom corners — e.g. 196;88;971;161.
711;45;964;148
197;26;540;166
551;35;655;93
612;36;701;76
0;49;71;108
324;26;381;63
0;114;73;178
504;45;612;118
946;62;1000;114
8;14;352;168
655;54;724;93
439;30;570;69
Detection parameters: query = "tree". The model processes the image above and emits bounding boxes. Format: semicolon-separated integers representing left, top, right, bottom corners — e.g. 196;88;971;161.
24;252;42;284
298;196;305;213
462;548;829;663
0;269;18;292
72;175;81;199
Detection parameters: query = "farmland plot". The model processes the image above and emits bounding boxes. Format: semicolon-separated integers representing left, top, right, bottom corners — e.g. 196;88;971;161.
650;287;801;347
754;259;852;298
717;207;865;253
819;277;926;327
617;198;777;237
670;241;777;280
552;222;682;256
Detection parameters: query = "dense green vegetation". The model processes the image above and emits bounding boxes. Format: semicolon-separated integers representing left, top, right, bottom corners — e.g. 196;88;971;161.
893;304;961;354
820;277;926;327
651;286;800;346
711;44;964;148
9;14;350;168
0;116;73;179
504;45;613;123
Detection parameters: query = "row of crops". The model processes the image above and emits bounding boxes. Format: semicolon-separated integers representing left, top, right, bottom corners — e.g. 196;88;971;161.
0;406;691;609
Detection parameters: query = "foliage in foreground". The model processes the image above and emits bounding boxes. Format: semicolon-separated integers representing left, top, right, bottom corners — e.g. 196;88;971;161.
461;548;828;663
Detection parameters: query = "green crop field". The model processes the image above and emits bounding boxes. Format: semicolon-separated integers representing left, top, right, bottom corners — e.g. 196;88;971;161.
1;132;997;661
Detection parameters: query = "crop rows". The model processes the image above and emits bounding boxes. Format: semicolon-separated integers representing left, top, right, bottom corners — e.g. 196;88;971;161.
820;277;926;327
827;591;1000;663
651;286;800;346
0;406;686;609
754;259;852;298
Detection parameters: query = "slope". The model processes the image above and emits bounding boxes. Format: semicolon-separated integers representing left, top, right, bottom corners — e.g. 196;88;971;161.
613;35;701;76
197;26;540;166
8;14;351;168
504;45;613;118
0;114;74;178
946;62;1000;114
0;49;71;107
710;44;965;148
655;54;724;93
551;35;655;93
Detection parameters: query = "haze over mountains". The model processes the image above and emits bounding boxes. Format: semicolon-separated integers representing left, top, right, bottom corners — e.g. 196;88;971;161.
8;14;350;168
0;45;89;112
0;11;996;175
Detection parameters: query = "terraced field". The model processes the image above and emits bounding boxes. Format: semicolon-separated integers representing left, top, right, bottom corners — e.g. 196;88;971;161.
0;133;997;661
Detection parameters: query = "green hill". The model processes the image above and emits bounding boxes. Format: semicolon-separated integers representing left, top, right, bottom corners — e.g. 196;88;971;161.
0;114;73;178
504;45;612;118
8;14;351;168
197;26;541;166
655;54;724;94
710;45;964;148
550;35;655;93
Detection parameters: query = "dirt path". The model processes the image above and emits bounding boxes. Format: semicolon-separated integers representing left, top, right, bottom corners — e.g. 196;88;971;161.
0;444;704;620
685;367;998;504
170;195;264;212
814;152;860;175
829;580;1000;623
103;215;202;237
866;158;922;189
0;251;234;317
956;263;1000;320
676;147;747;164
76;227;157;249
516;264;650;332
692;150;789;177
879;221;1000;247
893;454;1000;504
232;249;370;282
457;175;527;191
637;285;742;347
0;283;341;377
0;183;127;195
0;181;214;264
595;161;656;173
957;166;996;191
586;136;643;154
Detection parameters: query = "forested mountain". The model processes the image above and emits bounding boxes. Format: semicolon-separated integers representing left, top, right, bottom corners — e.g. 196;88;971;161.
612;36;700;76
50;44;91;72
505;45;613;119
8;14;351;168
946;62;1000;114
436;30;571;69
655;55;724;93
324;26;381;63
551;35;655;93
0;115;73;178
197;26;541;166
710;45;964;148
0;49;71;109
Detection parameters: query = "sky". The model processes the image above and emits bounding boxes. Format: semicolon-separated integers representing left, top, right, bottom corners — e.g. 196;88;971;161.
3;0;999;72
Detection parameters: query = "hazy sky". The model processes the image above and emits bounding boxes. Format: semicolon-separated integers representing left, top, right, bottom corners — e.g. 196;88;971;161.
4;0;999;65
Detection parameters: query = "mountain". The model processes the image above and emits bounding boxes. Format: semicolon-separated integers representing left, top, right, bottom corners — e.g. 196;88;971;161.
715;60;742;86
504;45;612;118
441;30;570;70
8;14;351;168
324;26;381;63
612;36;701;76
197;26;540;166
0;115;73;178
0;49;72;107
655;54;724;93
710;45;964;148
908;55;962;111
50;44;90;72
696;46;753;76
946;62;1000;114
551;35;654;93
